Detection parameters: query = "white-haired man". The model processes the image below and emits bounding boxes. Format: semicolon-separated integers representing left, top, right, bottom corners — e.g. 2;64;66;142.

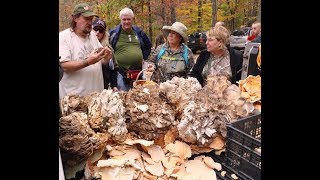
109;7;152;91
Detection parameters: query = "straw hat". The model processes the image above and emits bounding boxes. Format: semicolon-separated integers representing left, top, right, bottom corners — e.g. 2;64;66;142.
162;22;188;43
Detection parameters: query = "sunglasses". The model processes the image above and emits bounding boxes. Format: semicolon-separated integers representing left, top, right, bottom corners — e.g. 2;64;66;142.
93;28;105;33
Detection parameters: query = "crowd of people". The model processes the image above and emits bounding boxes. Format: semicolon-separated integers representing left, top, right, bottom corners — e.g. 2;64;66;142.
59;2;261;179
59;2;262;97
58;2;261;96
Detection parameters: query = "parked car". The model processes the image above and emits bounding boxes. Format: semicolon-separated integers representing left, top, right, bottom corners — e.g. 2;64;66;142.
230;27;251;51
187;32;207;54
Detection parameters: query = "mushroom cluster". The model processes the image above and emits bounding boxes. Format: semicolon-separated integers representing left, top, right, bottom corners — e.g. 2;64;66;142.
87;89;128;142
238;75;261;111
177;75;255;145
59;112;109;179
59;75;259;179
159;77;202;119
125;84;177;140
60;92;99;116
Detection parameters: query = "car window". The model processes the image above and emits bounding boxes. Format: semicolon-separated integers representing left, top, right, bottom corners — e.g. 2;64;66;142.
201;33;207;38
232;27;251;36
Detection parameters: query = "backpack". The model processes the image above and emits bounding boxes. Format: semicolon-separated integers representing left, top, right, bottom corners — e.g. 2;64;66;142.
156;43;189;64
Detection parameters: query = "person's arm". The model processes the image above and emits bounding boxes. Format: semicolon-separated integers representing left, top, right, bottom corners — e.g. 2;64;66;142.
141;31;152;59
60;48;110;72
190;52;206;86
110;68;118;91
108;56;118;91
186;47;195;73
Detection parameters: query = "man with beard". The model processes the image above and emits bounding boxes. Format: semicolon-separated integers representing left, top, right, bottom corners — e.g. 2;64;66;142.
59;3;113;99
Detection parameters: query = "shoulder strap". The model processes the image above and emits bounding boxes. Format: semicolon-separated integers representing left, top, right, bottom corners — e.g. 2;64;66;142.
157;44;188;64
157;43;189;64
156;44;166;62
182;43;189;64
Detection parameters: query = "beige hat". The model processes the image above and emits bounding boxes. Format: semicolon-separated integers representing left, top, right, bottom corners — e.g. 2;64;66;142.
162;22;188;43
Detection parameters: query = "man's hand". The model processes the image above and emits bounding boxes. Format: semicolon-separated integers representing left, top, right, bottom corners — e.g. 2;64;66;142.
86;47;113;65
100;47;113;64
87;48;109;65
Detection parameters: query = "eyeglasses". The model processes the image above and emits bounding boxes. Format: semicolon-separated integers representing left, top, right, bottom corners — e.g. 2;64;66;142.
93;28;104;33
121;18;132;21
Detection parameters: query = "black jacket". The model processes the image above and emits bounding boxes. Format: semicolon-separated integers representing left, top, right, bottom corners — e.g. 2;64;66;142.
190;46;243;86
102;62;118;89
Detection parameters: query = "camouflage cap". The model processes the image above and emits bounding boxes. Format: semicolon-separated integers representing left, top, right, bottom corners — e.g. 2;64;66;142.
73;3;98;17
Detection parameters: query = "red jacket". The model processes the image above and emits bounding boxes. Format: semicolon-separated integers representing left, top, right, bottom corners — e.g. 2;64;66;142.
247;33;257;41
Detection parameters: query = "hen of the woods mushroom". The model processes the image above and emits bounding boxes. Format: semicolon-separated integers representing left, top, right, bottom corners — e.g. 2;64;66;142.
87;89;128;142
177;75;255;146
125;83;177;140
60;92;99;116
59;75;258;179
59;112;109;179
60;89;127;179
159;76;202;119
238;75;261;112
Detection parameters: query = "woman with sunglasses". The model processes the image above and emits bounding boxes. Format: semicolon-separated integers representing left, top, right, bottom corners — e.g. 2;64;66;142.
92;18;118;91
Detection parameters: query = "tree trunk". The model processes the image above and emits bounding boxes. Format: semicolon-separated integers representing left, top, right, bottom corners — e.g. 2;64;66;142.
148;0;153;43
141;4;144;29
226;0;235;30
170;0;176;23
211;0;217;27
161;0;165;26
197;0;203;31
257;0;261;22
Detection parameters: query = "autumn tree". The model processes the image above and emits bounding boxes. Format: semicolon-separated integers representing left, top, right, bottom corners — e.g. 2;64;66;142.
59;0;260;44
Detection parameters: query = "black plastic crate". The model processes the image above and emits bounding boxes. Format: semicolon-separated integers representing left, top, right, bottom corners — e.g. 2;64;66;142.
225;113;261;180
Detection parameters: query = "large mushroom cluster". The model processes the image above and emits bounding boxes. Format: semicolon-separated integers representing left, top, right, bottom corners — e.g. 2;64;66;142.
124;84;177;140
60;92;99;116
87;89;128;142
59;75;259;179
159;76;202;119
177;75;255;146
59;112;109;178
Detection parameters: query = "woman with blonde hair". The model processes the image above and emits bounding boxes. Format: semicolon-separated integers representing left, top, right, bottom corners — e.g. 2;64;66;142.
190;26;243;86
